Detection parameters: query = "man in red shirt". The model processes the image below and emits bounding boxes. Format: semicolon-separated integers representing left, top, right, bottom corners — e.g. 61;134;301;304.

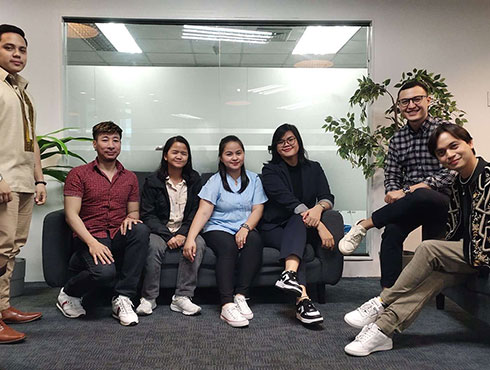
56;121;149;326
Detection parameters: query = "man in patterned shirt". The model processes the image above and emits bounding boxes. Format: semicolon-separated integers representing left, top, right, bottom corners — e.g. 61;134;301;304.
55;121;149;326
339;81;454;288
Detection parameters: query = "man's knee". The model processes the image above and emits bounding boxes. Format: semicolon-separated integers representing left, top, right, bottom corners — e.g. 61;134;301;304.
127;222;150;242
91;264;116;284
148;234;167;257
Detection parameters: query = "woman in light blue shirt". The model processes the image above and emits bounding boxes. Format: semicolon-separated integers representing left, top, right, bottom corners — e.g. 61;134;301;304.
183;135;267;328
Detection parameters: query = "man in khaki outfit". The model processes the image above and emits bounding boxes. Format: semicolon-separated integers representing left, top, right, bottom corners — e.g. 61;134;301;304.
0;24;47;344
343;123;489;356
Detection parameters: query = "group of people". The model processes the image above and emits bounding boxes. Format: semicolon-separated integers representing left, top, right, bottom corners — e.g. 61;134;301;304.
55;120;337;330
0;23;488;362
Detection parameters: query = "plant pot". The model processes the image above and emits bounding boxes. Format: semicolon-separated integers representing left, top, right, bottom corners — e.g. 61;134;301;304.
10;257;25;298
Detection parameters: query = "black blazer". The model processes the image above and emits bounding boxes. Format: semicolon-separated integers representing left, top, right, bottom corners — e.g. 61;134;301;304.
140;170;202;242
260;159;334;230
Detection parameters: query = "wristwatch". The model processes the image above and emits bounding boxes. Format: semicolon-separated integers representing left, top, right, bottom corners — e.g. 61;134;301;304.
317;202;327;210
403;185;411;194
240;223;251;231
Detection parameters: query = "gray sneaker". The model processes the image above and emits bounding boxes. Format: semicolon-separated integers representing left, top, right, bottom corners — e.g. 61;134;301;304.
339;222;367;255
170;295;201;316
57;288;86;319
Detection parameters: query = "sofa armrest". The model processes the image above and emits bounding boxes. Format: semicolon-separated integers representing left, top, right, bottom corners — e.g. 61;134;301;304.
315;209;344;285
42;209;74;287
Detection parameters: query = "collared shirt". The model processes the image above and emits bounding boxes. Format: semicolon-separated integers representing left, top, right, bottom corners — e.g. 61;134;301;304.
384;116;455;194
63;159;140;239
165;177;187;233
0;67;36;193
199;170;268;235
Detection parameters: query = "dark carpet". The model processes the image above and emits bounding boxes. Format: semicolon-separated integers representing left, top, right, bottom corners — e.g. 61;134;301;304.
1;278;489;370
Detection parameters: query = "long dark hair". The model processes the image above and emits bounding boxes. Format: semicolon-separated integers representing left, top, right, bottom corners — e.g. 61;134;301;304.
157;136;195;184
218;135;249;193
268;123;307;164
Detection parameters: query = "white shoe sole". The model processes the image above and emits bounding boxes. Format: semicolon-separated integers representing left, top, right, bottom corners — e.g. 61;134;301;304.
170;303;201;316
112;313;138;326
136;308;153;316
338;239;358;255
344;341;393;356
220;315;249;327
296;313;323;324
344;313;371;329
275;280;303;297
56;302;85;319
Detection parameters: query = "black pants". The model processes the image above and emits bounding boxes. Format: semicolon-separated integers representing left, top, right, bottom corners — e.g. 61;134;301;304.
261;213;323;286
64;223;150;299
203;230;263;305
372;188;449;288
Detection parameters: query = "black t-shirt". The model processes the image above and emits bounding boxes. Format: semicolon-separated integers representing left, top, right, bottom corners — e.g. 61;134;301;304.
287;163;303;201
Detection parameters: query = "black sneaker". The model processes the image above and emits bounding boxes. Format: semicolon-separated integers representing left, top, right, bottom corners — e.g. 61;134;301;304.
296;298;323;324
275;270;303;297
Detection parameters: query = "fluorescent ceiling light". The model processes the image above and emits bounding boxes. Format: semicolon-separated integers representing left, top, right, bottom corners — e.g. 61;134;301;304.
248;84;288;95
292;26;360;55
182;25;273;44
96;23;142;53
277;101;313;110
171;113;203;120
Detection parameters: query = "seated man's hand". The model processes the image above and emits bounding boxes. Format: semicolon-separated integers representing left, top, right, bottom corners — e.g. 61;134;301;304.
384;189;405;204
182;240;196;262
317;223;334;249
120;217;142;235
88;240;114;265
0;179;13;204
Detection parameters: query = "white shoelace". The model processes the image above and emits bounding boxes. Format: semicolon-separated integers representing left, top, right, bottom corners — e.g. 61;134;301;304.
358;298;381;317
355;323;377;343
116;297;134;314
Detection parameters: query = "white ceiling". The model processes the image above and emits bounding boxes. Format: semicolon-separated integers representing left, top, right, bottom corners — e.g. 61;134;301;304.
66;23;368;68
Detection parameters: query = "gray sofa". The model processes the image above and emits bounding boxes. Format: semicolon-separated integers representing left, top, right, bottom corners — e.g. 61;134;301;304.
42;171;344;303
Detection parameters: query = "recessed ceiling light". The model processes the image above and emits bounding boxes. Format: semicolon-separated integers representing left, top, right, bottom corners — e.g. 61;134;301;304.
182;25;273;44
293;26;360;55
96;23;142;53
294;59;334;68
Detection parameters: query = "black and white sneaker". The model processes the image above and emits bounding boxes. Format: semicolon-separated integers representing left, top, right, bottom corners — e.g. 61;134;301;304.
275;270;303;297
296;298;323;324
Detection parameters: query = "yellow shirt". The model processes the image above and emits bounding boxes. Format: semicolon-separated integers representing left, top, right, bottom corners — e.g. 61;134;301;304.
0;67;36;193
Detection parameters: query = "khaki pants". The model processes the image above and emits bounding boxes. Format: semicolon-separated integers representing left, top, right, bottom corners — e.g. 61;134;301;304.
377;239;477;336
0;192;34;311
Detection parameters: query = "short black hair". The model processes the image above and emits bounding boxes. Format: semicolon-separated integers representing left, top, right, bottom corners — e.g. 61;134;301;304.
92;121;122;140
428;123;474;157
0;24;28;46
397;80;429;99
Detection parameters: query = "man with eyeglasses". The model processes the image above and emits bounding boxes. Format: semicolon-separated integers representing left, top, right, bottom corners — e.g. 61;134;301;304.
339;80;454;289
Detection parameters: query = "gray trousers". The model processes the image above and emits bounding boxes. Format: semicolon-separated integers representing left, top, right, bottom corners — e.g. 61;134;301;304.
376;239;477;336
141;233;206;299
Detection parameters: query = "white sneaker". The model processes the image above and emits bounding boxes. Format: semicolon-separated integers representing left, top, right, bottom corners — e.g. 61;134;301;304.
344;297;384;329
112;295;138;326
56;288;86;318
234;294;253;320
136;297;157;316
220;303;249;328
170;295;201;316
339;222;367;255
344;323;393;356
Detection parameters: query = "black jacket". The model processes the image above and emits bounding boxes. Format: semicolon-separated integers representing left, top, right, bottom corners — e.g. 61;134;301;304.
260;159;334;230
140;170;202;242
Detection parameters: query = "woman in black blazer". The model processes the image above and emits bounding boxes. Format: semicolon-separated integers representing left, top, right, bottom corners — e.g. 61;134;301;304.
261;123;335;324
137;136;205;317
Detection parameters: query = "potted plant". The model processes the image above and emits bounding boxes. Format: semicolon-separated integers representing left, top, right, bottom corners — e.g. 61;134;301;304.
37;127;92;182
323;69;467;179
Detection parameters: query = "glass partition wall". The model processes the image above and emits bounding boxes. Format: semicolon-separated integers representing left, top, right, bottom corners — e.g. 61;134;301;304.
63;19;371;255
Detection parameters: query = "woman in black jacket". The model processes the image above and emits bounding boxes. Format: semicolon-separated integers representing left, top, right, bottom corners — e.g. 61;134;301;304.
261;123;335;324
136;136;205;316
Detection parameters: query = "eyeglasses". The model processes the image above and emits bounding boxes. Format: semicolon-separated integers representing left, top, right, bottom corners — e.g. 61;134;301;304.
398;95;427;107
277;136;296;147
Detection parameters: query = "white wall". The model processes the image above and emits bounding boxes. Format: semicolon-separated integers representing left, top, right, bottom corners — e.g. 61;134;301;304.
3;0;490;281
